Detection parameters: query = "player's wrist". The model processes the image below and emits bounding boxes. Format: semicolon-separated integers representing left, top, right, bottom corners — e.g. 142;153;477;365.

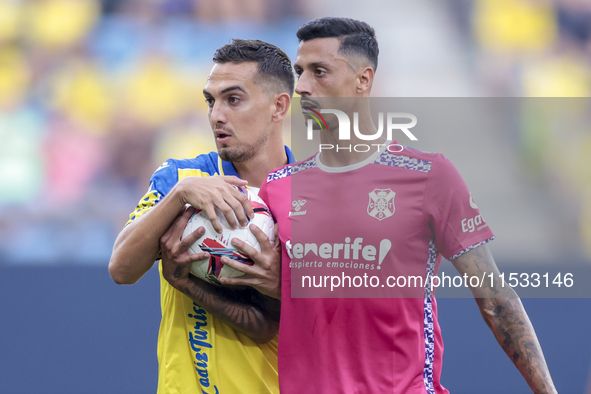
161;262;190;287
169;181;190;207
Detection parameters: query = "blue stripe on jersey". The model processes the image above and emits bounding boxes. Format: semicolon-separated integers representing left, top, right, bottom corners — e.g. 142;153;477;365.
221;154;239;177
154;146;295;195
285;146;296;164
373;151;432;173
423;239;437;394
128;146;294;226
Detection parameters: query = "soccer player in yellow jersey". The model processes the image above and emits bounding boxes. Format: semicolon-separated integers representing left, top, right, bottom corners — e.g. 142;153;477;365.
109;39;294;394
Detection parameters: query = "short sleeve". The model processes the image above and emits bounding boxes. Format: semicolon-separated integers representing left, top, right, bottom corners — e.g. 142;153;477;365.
125;159;179;227
424;154;494;260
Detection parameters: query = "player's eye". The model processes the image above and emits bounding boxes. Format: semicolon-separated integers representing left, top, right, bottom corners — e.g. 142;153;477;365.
205;97;214;107
294;68;303;78
228;96;240;105
315;69;326;77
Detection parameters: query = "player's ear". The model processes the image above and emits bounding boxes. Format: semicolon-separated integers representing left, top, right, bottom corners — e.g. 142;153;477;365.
272;93;291;123
356;66;374;96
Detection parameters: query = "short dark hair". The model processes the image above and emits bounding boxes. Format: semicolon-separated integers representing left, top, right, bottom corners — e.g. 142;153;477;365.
213;39;295;97
296;17;379;72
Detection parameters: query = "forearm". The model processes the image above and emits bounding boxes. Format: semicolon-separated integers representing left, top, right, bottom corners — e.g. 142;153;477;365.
109;189;186;284
453;246;556;393
174;275;280;343
477;294;557;394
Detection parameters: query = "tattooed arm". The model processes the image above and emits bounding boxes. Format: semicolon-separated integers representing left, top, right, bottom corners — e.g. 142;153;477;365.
160;206;280;344
451;244;557;394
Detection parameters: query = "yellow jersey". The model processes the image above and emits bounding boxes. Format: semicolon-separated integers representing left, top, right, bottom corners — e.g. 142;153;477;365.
127;149;294;393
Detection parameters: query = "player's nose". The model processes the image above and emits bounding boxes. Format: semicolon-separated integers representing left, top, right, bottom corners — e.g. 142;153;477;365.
295;72;312;97
209;101;227;124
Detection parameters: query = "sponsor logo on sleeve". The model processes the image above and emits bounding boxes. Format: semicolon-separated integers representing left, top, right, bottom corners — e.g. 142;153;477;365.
462;193;488;232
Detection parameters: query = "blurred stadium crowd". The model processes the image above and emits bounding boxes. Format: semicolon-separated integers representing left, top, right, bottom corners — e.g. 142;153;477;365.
448;0;591;259
0;0;306;264
0;0;590;264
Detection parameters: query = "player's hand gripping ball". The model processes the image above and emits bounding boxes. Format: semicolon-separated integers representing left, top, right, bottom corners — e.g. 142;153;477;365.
182;186;275;285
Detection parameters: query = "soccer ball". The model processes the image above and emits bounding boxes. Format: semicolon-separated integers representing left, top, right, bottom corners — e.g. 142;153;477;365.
182;186;275;285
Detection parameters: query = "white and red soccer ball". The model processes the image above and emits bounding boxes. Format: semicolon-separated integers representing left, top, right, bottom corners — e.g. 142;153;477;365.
182;186;274;284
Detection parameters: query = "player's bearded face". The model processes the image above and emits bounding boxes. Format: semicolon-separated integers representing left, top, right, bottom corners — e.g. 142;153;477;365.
217;127;268;162
204;62;273;162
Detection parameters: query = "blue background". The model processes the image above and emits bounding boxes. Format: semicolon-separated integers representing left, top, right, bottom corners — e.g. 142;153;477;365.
0;265;589;394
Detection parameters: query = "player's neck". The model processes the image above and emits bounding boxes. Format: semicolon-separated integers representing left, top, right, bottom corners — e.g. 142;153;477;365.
319;141;386;167
233;138;287;188
320;110;385;167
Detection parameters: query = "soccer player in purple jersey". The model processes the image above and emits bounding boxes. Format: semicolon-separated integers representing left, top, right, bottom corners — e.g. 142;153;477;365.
221;17;557;394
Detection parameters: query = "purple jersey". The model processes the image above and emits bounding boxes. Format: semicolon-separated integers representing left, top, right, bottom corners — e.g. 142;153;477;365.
260;143;494;393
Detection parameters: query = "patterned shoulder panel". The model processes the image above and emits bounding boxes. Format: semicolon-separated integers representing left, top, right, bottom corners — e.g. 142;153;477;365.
126;181;163;226
292;156;318;175
266;165;291;182
266;156;318;183
373;150;432;173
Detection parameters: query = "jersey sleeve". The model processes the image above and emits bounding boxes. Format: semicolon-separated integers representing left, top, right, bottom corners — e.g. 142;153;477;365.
423;154;494;260
259;177;270;210
125;159;179;227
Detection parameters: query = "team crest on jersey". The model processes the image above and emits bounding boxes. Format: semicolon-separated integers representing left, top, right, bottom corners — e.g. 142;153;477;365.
367;189;395;221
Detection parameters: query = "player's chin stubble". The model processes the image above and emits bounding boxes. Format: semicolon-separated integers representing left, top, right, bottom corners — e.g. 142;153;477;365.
218;135;268;163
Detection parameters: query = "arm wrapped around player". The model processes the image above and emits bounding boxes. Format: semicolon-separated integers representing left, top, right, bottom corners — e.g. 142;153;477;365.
160;205;279;344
